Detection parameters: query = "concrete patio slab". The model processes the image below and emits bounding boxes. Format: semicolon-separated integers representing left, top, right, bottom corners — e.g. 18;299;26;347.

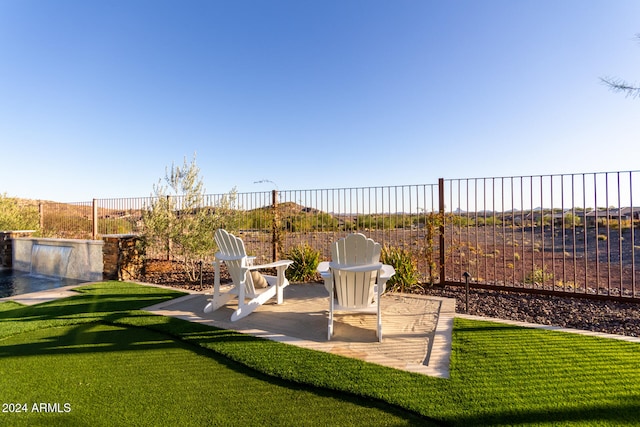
144;283;456;378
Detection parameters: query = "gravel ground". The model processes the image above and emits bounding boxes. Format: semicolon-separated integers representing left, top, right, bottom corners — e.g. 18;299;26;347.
424;286;640;337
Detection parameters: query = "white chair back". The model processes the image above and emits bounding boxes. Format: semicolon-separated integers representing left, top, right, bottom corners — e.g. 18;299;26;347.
214;229;255;297
331;233;381;309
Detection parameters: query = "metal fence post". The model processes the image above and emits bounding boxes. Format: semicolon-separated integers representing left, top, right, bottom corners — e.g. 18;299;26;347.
272;189;279;262
92;199;98;240
167;195;172;261
463;271;471;313
39;203;44;233
438;178;446;285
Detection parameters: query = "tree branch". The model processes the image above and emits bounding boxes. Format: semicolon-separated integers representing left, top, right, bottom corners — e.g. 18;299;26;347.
600;77;640;99
600;33;640;99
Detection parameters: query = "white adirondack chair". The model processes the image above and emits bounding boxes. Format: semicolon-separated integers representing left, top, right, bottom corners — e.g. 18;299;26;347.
317;233;395;342
204;229;293;321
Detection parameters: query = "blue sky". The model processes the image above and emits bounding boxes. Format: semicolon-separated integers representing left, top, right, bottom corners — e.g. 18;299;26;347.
1;0;639;202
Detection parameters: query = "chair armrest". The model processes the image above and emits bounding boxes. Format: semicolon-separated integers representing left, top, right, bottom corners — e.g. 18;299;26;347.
317;261;330;275
379;264;396;280
246;260;294;270
316;261;332;294
376;264;396;295
328;262;383;273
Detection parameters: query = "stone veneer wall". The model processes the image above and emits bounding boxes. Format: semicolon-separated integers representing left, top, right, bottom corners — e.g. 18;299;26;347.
0;230;35;268
102;235;143;281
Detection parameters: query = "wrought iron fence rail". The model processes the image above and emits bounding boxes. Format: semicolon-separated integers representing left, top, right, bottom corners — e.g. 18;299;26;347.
38;171;640;300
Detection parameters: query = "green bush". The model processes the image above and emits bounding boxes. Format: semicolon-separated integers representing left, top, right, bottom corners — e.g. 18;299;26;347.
563;213;581;227
285;244;320;282
0;194;40;232
381;246;420;292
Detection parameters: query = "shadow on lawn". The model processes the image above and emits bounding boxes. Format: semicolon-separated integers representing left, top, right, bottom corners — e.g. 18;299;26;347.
0;291;183;323
0;293;437;427
454;398;640;426
0;284;262;354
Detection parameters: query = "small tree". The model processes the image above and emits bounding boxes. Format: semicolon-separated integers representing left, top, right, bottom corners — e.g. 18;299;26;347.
142;155;239;281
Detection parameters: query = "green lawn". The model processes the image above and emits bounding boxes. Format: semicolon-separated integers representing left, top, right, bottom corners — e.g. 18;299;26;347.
1;281;640;426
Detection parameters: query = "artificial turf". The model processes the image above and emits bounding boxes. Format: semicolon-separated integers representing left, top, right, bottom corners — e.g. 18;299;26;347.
2;281;640;426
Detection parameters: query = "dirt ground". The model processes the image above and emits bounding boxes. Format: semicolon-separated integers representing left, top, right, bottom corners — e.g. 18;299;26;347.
142;259;218;291
446;225;640;297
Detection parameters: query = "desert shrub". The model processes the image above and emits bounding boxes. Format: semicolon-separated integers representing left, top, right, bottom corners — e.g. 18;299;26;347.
449;215;474;227
540;215;552;226
0;195;40;232
240;210;270;230
476;216;502;226
354;214;413;230
100;217;137;235
597;234;608;241
609;219;632;230
285;244;320;282
381;246;420;292
315;212;339;230
342;219;356;231
524;266;554;285
563;213;581;227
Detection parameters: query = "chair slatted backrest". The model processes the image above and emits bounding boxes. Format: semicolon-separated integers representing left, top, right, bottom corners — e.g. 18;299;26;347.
331;233;381;308
214;229;254;295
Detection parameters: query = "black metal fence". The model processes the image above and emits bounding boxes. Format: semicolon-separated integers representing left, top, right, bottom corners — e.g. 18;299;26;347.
443;173;639;300
38;170;640;300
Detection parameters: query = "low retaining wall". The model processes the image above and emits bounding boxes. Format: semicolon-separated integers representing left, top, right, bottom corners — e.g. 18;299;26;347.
3;233;144;282
12;237;104;282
